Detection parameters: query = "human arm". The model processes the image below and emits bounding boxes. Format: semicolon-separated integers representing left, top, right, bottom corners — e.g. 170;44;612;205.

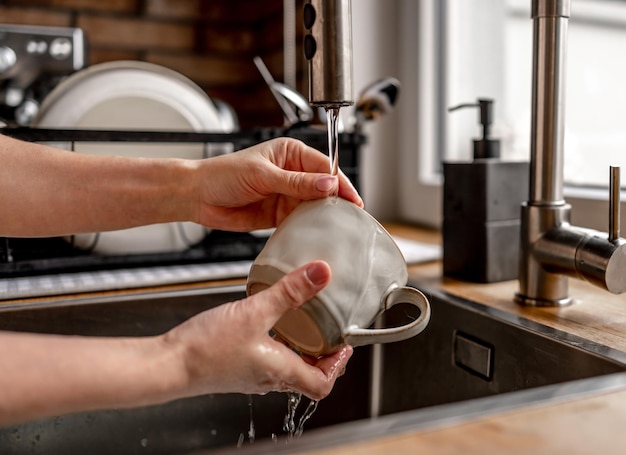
0;261;352;426
0;135;362;237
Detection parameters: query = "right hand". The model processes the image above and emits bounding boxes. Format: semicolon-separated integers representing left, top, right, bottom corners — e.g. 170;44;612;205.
191;137;363;232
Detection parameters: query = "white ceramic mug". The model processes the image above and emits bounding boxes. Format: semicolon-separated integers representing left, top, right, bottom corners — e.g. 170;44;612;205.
246;197;431;356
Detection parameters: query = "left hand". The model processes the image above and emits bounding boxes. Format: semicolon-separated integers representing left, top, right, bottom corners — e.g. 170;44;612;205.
162;260;353;400
190;137;363;231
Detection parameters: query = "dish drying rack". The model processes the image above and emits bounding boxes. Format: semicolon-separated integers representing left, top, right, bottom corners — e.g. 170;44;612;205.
0;126;364;300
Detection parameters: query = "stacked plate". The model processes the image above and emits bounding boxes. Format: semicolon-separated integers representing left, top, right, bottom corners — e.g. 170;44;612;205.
34;60;234;255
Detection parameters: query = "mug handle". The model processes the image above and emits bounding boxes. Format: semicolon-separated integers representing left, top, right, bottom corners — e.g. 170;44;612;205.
344;287;431;347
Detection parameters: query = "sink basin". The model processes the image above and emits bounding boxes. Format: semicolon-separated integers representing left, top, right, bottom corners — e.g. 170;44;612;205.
378;288;626;414
0;282;624;454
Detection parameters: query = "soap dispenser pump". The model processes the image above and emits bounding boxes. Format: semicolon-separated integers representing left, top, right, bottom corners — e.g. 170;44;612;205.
448;98;500;160
442;98;529;283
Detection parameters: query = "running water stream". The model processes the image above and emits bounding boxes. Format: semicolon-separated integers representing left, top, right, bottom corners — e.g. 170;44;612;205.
326;107;341;195
236;395;256;448
283;392;319;439
238;393;320;447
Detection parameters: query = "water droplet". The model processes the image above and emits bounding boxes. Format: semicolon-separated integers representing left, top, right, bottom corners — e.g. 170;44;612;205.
326;107;341;182
247;394;255;443
283;392;302;438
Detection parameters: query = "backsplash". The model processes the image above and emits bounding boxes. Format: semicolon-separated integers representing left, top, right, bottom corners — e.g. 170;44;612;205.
0;0;307;127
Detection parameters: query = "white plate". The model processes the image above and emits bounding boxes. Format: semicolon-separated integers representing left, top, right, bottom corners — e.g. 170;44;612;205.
34;60;229;255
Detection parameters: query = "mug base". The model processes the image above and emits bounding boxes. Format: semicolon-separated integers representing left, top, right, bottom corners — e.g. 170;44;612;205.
247;263;343;356
273;306;327;355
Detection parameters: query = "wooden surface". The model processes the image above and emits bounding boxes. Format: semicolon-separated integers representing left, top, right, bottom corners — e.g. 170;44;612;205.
384;223;626;354
307;387;626;454
411;262;626;353
0;277;245;307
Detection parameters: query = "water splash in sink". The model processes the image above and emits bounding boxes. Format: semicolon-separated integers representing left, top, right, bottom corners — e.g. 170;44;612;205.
283;392;319;440
283;392;301;438
236;395;256;448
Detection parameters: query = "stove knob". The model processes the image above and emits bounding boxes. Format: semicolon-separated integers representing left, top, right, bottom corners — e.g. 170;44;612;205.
15;99;40;126
0;46;17;74
50;37;72;60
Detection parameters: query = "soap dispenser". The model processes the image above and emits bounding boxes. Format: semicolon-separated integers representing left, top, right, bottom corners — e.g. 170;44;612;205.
442;99;529;283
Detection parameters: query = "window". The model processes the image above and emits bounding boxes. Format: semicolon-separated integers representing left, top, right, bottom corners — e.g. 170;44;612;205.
398;0;626;230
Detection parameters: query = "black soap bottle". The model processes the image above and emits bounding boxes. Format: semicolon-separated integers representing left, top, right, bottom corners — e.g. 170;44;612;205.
442;99;529;283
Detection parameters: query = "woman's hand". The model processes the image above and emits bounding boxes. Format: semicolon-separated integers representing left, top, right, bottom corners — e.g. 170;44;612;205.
163;260;353;400
192;137;363;231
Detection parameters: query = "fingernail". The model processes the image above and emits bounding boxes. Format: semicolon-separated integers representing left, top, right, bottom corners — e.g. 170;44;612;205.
315;175;337;192
306;262;328;286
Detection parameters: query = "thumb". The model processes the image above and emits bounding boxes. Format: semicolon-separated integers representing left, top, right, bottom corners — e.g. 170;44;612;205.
274;169;339;200
257;261;332;325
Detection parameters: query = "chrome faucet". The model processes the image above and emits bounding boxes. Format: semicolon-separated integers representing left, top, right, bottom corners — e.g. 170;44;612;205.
304;0;354;109
516;0;626;306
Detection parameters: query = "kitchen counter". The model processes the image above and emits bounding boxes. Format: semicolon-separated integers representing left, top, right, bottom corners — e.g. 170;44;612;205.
3;223;626;453
304;223;626;454
390;223;626;357
306;387;626;454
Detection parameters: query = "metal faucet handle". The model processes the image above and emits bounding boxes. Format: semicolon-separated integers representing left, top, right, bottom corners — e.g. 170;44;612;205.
610;166;621;242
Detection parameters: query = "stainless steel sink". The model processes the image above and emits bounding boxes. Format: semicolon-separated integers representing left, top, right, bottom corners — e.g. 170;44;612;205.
0;283;625;454
378;288;626;414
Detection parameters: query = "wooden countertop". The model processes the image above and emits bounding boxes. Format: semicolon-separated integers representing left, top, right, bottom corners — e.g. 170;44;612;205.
308;387;626;454
306;224;626;454
388;223;626;354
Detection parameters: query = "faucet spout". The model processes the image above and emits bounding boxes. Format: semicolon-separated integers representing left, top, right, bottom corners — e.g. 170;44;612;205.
304;0;354;109
516;0;626;306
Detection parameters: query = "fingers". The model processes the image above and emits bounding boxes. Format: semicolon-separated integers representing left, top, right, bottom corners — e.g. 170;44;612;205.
266;138;364;207
255;260;332;326
291;345;354;400
278;168;339;200
315;345;353;383
274;168;362;208
337;172;364;208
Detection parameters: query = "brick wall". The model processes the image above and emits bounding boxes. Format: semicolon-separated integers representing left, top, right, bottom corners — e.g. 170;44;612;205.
0;0;307;127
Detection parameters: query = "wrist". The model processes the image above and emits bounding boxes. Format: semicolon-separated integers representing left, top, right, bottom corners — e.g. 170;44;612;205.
129;156;200;226
168;158;202;224
131;334;190;406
